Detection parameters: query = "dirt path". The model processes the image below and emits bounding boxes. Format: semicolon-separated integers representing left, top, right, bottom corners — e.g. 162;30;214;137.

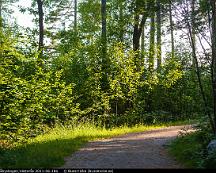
61;125;194;169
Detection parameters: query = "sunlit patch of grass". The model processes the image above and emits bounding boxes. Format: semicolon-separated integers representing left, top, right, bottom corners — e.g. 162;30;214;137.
0;120;193;169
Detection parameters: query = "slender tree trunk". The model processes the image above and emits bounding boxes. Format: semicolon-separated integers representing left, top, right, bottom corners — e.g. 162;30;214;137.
156;0;162;68
169;1;174;59
119;0;124;42
37;0;44;58
74;0;77;32
101;0;109;91
0;0;2;57
211;0;216;135
187;19;215;134
190;0;199;115
101;0;107;58
141;25;145;60
133;7;140;52
149;14;155;73
147;13;155;113
0;0;2;29
116;99;118;116
191;0;196;66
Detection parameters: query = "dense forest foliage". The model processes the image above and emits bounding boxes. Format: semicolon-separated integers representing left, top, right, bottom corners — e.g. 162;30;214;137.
0;0;216;147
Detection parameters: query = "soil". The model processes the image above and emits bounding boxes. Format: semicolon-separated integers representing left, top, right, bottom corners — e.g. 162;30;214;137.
60;125;194;169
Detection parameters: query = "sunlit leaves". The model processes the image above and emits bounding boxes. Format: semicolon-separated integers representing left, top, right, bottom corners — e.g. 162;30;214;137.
159;58;183;88
108;43;142;108
0;33;79;142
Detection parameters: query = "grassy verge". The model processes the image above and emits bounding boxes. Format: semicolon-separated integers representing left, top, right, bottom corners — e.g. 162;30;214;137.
168;128;216;169
168;132;204;168
0;120;194;169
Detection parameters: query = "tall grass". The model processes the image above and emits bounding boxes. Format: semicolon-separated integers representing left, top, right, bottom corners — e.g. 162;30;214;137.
0;120;194;169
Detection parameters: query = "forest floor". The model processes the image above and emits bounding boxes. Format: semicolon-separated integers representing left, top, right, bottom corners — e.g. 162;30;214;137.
60;125;195;169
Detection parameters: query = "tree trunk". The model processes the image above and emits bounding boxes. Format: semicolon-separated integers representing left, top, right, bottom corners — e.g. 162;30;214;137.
149;13;155;73
101;0;109;91
119;0;124;42
156;0;162;68
37;0;44;58
146;10;155;113
133;9;140;52
74;0;77;32
169;1;174;59
191;0;196;66
187;12;215;134
101;0;107;58
211;0;216;135
141;25;145;60
132;0;150;52
0;0;2;29
132;17;148;51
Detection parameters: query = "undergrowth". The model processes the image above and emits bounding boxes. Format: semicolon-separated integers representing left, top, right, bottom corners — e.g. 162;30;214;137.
169;123;216;169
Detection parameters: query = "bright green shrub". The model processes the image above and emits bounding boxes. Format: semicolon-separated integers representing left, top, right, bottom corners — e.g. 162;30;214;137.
0;33;79;143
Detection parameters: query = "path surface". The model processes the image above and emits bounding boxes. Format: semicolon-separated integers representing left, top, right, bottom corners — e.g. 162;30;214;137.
61;125;194;169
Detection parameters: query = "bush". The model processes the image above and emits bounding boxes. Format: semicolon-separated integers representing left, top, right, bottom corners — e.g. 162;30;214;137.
0;37;80;143
204;152;216;168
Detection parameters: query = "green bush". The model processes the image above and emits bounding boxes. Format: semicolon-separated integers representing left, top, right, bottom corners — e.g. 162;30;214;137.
0;35;79;143
204;152;216;168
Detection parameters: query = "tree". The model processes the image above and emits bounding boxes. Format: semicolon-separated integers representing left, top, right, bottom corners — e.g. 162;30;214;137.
156;0;162;68
36;0;44;58
74;0;77;32
149;12;155;73
119;0;124;42
0;0;18;29
3;0;216;145
178;0;216;133
101;0;107;59
132;0;153;52
141;24;145;60
211;0;216;135
169;0;174;59
101;0;109;91
0;0;2;28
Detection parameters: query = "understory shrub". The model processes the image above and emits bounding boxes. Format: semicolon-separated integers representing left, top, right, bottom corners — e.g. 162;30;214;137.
0;39;79;143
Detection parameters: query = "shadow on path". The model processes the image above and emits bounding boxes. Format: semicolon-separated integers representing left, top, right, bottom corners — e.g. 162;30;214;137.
61;125;192;169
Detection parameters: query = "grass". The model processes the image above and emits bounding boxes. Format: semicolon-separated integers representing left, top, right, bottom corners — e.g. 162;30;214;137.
168;126;216;169
168;132;204;168
0;119;195;169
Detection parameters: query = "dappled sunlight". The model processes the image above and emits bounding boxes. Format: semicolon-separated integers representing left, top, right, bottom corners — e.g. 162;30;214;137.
1;0;214;169
61;126;190;169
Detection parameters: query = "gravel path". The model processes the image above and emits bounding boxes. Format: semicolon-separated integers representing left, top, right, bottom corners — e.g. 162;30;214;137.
61;125;194;169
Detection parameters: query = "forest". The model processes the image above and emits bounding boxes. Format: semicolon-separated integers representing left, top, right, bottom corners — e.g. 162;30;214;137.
1;0;216;169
